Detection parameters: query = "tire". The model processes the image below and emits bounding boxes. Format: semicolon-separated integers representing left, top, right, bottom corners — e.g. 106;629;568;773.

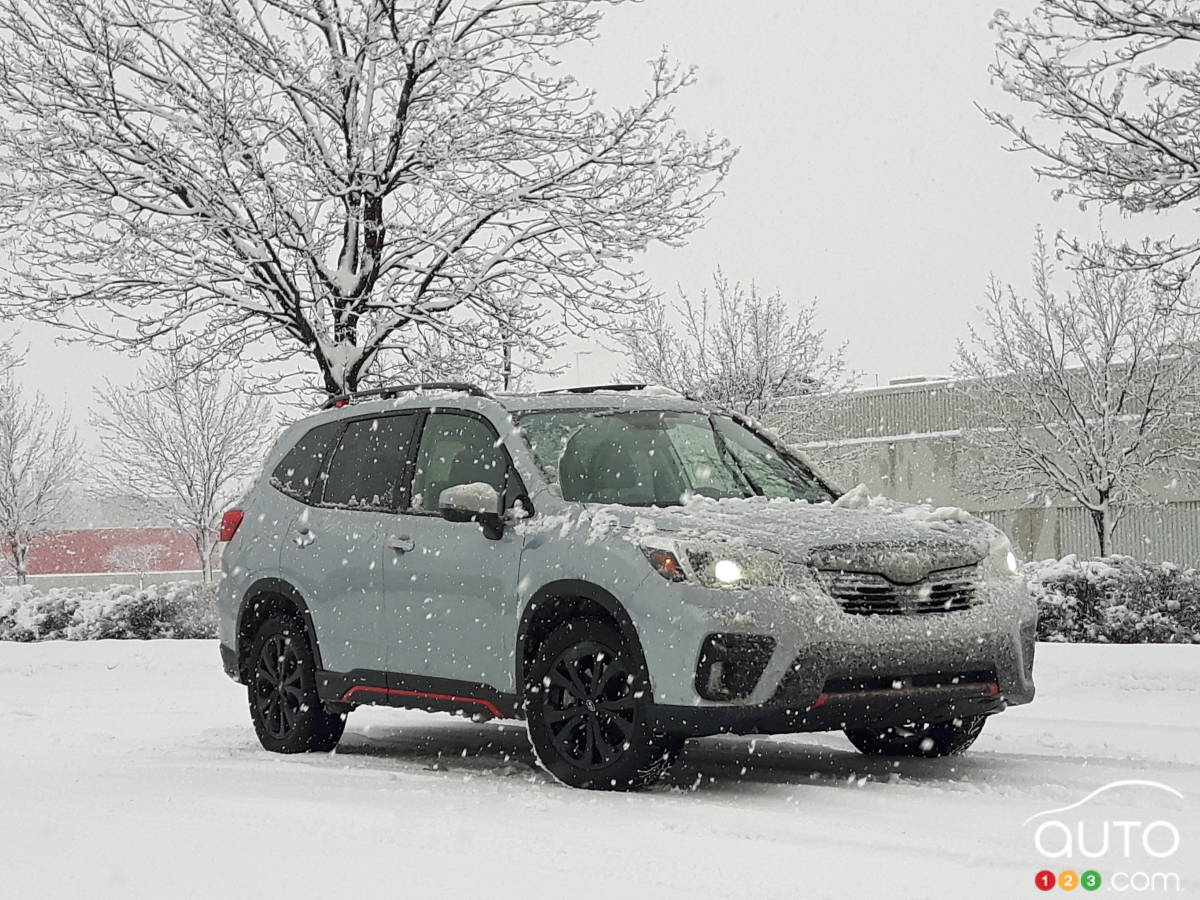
844;714;987;758
524;617;680;790
247;614;346;753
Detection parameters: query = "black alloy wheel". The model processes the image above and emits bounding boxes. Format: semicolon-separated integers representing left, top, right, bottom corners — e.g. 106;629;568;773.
254;632;303;740
545;641;638;769
525;618;680;790
247;615;345;753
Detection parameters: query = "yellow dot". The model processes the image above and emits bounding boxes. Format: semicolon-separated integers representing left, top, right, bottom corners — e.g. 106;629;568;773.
1059;870;1079;892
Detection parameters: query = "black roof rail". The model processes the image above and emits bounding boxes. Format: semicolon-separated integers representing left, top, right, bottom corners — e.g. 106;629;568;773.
537;383;649;395
321;381;494;410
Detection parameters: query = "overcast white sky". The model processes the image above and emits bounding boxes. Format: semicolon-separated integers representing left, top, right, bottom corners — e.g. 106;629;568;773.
2;0;1150;432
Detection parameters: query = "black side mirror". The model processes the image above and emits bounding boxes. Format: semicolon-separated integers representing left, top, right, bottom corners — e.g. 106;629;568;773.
438;483;505;540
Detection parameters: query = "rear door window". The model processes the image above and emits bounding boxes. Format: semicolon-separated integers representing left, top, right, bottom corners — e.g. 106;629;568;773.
271;421;343;503
319;414;417;511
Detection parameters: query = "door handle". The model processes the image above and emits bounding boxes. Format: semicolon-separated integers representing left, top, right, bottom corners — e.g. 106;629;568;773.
294;526;315;548
386;534;415;553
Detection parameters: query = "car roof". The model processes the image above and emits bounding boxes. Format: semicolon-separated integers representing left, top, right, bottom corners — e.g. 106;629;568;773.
494;389;707;414
305;387;714;420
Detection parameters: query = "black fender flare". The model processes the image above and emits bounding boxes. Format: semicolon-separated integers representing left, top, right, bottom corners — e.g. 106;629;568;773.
236;578;324;673
514;579;649;698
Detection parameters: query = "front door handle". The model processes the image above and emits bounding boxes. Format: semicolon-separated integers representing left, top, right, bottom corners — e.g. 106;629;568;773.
386;534;415;553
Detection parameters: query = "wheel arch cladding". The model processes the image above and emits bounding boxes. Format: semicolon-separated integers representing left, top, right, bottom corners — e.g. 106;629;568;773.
237;578;323;680
515;580;651;701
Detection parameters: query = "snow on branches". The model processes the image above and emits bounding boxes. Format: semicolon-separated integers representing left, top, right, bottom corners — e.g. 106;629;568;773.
616;269;851;434
955;230;1200;555
985;1;1200;281
0;346;78;584
0;0;733;395
90;351;276;582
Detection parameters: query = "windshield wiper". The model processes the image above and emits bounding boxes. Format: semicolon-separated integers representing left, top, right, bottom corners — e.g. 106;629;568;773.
709;418;762;497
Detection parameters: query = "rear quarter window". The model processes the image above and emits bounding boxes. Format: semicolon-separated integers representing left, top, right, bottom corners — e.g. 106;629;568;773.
271;421;343;503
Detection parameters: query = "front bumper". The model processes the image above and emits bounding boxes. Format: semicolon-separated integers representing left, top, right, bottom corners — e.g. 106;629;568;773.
633;572;1037;738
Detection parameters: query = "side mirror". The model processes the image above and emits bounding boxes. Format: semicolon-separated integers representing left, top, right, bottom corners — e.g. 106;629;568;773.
438;483;504;538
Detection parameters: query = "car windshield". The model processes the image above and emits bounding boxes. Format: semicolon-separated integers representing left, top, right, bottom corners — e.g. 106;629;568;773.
516;409;835;507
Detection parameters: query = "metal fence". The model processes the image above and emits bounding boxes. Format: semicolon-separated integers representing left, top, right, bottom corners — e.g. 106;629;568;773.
974;503;1200;567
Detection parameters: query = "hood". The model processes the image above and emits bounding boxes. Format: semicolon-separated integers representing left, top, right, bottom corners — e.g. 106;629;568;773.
588;494;994;583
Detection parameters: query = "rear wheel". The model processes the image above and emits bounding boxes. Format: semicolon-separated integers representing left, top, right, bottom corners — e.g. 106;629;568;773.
525;618;680;790
844;715;986;757
248;615;345;753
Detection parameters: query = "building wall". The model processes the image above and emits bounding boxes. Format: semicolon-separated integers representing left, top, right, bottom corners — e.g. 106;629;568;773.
1;525;206;580
795;380;1200;566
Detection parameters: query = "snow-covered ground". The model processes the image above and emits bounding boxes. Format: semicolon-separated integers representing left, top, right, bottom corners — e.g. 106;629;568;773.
2;641;1197;900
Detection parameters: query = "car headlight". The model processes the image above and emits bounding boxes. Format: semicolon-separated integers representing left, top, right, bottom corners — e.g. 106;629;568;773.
984;533;1021;577
641;541;788;589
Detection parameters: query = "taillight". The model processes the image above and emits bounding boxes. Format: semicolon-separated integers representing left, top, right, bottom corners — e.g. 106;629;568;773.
219;509;244;542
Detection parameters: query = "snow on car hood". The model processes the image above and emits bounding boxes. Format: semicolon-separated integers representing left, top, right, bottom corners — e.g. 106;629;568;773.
585;485;998;583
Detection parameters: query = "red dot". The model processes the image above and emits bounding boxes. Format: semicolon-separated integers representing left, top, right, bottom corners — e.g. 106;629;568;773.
1035;870;1057;892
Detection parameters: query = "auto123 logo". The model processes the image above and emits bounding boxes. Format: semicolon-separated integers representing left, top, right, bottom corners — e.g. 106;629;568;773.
1025;780;1185;893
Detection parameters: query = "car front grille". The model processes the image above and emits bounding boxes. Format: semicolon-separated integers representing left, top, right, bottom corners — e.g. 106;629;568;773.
817;565;979;615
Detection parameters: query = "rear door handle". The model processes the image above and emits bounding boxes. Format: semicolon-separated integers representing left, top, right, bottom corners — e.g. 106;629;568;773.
386;535;415;553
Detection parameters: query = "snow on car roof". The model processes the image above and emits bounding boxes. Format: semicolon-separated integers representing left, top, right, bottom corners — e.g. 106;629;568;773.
318;386;711;416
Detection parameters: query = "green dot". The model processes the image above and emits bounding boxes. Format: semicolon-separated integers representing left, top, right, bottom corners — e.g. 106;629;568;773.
1082;870;1102;892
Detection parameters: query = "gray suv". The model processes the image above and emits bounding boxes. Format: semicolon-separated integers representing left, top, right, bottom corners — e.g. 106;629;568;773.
217;383;1036;790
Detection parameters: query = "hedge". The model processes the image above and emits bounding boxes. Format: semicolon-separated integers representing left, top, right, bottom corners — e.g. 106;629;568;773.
0;581;218;642
1027;555;1200;644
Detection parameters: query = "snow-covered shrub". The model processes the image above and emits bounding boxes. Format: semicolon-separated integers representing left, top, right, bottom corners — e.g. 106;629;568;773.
1027;556;1200;644
0;584;41;642
0;581;217;642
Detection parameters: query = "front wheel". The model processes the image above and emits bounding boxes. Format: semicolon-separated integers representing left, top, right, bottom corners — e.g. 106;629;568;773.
524;618;680;790
248;615;346;753
844;715;987;757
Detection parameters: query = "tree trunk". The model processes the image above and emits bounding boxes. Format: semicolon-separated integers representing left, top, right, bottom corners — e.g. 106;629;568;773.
1090;505;1115;557
195;531;213;583
13;541;27;586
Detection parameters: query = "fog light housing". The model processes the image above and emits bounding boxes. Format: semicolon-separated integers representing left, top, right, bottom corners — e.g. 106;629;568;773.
695;633;776;701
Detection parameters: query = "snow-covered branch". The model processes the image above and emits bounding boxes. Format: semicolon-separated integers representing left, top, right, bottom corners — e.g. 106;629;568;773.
90;350;277;581
615;269;854;440
984;1;1200;285
955;230;1200;554
0;346;79;583
0;0;733;396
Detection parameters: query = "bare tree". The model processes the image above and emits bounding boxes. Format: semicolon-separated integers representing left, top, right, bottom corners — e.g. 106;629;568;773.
955;231;1200;555
616;270;851;436
0;347;79;584
984;1;1200;282
360;297;558;393
104;543;168;589
92;352;276;582
0;0;732;398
